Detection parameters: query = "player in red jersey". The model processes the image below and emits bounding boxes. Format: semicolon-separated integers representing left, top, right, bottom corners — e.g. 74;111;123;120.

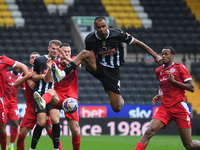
34;43;81;150
14;52;62;150
4;68;26;150
135;46;200;150
0;55;28;150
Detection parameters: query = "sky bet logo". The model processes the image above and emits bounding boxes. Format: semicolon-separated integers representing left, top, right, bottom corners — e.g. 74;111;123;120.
129;107;152;118
79;106;107;118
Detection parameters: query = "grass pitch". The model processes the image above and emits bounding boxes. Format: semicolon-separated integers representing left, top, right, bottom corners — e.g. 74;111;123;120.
8;135;200;150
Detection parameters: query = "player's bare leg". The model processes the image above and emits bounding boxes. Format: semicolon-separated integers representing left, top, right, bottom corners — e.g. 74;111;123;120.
138;119;165;147
107;91;124;113
74;50;97;72
179;128;200;149
68;119;81;150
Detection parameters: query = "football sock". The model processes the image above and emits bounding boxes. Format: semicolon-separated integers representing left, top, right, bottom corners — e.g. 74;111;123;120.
17;133;26;150
135;142;146;150
52;123;60;149
0;132;7;150
31;124;43;149
42;92;52;104
10;126;18;144
72;134;81;150
64;61;77;75
47;129;63;150
9;142;14;148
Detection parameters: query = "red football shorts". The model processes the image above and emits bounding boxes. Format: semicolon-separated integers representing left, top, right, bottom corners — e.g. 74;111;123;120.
20;108;52;129
53;93;79;122
0;97;5;124
4;105;19;123
152;101;191;129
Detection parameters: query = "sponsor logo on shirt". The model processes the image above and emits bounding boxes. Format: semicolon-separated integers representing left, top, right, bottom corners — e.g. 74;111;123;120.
98;47;117;56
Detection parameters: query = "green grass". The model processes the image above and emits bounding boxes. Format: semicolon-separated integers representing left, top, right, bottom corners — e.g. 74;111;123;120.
7;135;200;150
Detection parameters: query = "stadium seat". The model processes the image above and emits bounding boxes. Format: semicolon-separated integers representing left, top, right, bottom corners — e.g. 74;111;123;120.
5;0;15;4
54;0;64;5
43;0;53;6
64;0;74;6
137;12;148;19
8;4;18;11
142;19;152;29
133;6;144;13
1;11;12;18
47;4;57;14
130;0;140;6
58;4;68;15
11;11;22;18
0;18;4;26
14;18;25;28
4;17;14;27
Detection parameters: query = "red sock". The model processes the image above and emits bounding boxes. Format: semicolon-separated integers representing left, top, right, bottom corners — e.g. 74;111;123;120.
47;129;63;150
17;133;26;150
0;132;7;150
10;126;18;143
135;142;146;150
72;134;81;150
42;92;52;104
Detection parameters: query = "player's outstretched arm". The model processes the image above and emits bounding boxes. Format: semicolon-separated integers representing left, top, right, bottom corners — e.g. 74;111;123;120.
44;58;53;83
15;62;29;75
14;71;36;88
131;38;162;64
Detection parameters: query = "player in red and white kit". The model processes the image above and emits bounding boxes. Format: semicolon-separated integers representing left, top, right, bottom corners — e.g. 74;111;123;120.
0;55;28;150
135;46;200;150
4;68;25;150
34;43;81;150
14;52;62;150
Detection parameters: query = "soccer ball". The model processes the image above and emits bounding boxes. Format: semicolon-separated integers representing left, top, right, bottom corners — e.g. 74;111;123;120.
62;98;78;114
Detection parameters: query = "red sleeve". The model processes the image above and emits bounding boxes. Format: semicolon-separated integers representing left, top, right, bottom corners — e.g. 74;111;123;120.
179;64;191;82
4;55;16;67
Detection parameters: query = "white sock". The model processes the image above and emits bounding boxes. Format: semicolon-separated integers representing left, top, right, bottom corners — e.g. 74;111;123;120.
9;143;14;147
29;148;36;150
54;148;59;150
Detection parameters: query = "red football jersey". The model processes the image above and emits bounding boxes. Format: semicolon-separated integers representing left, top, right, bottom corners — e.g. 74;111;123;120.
155;62;192;107
0;55;16;97
3;71;25;107
54;57;79;99
20;68;35;113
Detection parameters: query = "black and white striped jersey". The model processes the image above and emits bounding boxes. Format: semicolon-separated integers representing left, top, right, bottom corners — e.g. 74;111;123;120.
85;28;134;68
33;55;56;96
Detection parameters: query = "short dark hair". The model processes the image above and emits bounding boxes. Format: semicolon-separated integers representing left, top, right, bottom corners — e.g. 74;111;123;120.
163;46;175;55
30;52;40;56
60;43;70;48
94;16;106;25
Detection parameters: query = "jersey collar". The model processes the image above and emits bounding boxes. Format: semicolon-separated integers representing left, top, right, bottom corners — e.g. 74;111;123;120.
95;29;110;40
163;62;174;69
11;70;20;76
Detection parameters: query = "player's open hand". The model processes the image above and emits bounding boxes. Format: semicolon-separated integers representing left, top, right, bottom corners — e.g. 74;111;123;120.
57;47;66;59
152;95;161;105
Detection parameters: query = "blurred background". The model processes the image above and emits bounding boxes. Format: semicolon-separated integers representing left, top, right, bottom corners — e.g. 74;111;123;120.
1;0;200;134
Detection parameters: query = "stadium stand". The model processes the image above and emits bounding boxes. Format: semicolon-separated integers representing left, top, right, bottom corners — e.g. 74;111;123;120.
0;0;200;110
